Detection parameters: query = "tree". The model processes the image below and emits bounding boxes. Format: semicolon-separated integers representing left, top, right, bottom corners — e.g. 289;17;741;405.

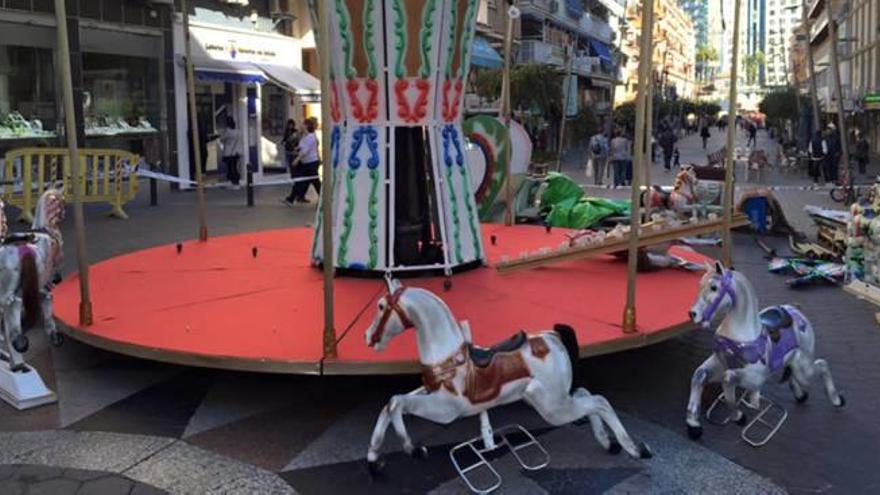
744;51;766;85
759;86;800;130
473;69;502;103
695;44;720;82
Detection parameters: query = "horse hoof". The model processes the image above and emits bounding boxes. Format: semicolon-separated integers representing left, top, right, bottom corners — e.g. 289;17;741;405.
366;459;384;478
638;442;653;459
49;332;64;347
734;413;748;427
796;392;809;404
12;334;29;353
836;394;846;408
607;441;622;455
410;445;428;460
687;424;703;440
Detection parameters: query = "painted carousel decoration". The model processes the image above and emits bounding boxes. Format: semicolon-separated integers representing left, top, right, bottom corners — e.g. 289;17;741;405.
0;190;66;409
364;278;652;492
311;0;485;274
686;262;845;447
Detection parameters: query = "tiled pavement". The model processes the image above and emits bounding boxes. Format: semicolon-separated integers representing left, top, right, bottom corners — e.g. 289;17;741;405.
1;131;879;493
0;464;165;495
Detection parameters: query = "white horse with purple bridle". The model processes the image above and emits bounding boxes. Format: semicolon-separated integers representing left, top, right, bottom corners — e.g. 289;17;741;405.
364;278;652;474
686;261;844;439
0;189;66;372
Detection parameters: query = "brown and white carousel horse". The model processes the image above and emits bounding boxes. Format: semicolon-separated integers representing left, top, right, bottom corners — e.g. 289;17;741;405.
364;278;652;473
643;165;699;215
0;189;66;372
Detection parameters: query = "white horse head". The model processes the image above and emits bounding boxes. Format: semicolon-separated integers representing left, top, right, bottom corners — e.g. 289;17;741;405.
33;188;65;232
690;261;740;328
365;277;412;351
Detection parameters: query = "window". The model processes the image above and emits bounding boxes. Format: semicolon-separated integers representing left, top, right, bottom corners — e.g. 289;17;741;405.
82;53;159;136
0;45;56;140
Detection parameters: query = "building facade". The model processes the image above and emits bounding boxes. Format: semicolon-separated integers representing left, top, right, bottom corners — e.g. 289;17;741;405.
841;0;880;153
616;0;696;104
516;0;619;119
764;0;803;88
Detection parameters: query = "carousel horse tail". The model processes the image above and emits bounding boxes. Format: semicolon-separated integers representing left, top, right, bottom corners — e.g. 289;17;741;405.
553;324;580;390
20;251;40;330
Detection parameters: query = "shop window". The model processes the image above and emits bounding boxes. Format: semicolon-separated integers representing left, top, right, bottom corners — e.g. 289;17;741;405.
80;0;101;19
0;45;57;141
82;53;159;137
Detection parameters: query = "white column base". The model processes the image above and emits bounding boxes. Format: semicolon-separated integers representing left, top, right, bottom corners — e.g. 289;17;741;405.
0;361;57;410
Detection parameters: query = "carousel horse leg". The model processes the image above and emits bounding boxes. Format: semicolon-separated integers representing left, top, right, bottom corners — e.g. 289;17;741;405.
523;381;651;459
812;359;844;407
686;355;723;439
790;350;845;407
41;292;63;347
721;369;748;425
2;301;27;372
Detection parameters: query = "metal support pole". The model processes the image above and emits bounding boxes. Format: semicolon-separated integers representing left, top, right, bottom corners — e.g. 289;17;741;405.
149;177;158;206
54;0;92;326
555;38;577;173
501;2;515;226
826;5;851;197
182;0;209;242
246;169;254;207
623;0;655;334
803;2;822;133
722;0;744;266
644;71;655;187
318;0;337;359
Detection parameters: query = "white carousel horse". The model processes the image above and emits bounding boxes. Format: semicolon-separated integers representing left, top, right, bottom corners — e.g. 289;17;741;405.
364;278;651;474
0;189;66;372
686;261;845;440
643;165;699;216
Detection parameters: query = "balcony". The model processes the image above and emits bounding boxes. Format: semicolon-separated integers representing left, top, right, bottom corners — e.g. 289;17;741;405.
517;40;566;66
518;0;614;43
572;55;600;76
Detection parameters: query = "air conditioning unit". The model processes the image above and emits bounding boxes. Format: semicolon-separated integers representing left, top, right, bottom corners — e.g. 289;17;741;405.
549;1;560;14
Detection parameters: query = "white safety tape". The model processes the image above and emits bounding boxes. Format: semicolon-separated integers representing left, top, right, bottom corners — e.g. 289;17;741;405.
579;183;838;192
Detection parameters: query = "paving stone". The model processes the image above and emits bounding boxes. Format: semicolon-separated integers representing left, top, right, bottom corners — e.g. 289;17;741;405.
9;464;63;482
27;478;81;495
78;475;134;495
0;431;77;464
130;482;169;495
62;468;106;482
15;432;174;473
0;464;16;480
124;441;294;494
0;479;25;495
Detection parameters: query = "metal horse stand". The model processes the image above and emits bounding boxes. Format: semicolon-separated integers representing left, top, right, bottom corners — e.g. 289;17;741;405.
706;390;788;447
449;424;549;494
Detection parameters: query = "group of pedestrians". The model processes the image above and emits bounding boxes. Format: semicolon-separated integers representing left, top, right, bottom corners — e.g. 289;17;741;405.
808;124;874;183
588;129;635;187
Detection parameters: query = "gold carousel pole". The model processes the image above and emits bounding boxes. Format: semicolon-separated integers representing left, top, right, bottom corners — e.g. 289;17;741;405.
623;0;656;333
318;0;337;358
501;2;515;226
182;0;209;242
54;0;92;325
722;0;743;266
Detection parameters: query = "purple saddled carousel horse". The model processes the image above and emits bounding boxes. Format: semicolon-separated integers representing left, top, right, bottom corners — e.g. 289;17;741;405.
685;261;845;439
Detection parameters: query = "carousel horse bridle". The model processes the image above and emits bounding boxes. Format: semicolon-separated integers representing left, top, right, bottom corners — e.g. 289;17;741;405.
702;271;737;323
369;286;416;347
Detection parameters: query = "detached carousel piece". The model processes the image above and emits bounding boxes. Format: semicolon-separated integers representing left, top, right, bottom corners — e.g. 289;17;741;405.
364;278;651;493
311;0;486;275
686;262;845;447
642;165;722;219
0;190;66;409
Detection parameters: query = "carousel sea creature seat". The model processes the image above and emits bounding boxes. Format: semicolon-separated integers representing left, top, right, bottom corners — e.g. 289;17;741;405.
468;331;528;368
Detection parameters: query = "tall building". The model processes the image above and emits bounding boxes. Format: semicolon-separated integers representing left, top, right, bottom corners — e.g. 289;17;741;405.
764;0;803;88
745;0;767;88
841;0;880;153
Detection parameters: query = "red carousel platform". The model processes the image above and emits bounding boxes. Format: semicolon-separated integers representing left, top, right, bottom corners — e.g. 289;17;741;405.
54;224;708;374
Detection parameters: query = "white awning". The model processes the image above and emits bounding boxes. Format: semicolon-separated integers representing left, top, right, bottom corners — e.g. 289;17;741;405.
254;63;320;93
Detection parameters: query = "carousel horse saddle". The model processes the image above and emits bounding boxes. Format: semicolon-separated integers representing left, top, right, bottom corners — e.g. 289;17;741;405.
468;331;528;368
759;307;793;342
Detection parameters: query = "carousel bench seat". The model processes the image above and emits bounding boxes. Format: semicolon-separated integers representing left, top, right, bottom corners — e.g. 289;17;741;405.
469;331;528;368
759;307;793;333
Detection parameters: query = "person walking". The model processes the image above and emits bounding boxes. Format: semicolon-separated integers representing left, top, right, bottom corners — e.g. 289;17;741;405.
700;123;711;150
747;122;758;147
825;125;841;183
588;131;609;185
219;116;242;189
609;130;631;187
659;127;677;171
855;129;870;175
282;118;321;205
281;119;299;172
808;129;827;184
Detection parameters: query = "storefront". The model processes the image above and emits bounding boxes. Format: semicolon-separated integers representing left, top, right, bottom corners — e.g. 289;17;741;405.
865;92;880;155
0;4;170;166
173;18;319;187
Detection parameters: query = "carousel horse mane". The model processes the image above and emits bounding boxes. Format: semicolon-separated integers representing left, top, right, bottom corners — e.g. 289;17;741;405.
32;189;65;231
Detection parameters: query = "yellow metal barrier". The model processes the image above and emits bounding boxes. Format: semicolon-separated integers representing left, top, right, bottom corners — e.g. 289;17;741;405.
2;147;140;222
